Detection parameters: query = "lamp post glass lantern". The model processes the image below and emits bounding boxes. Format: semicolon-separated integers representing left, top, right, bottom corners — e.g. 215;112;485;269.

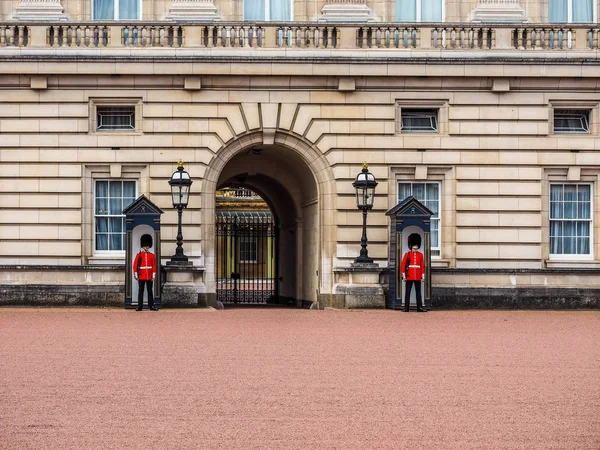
168;159;193;263
352;162;378;263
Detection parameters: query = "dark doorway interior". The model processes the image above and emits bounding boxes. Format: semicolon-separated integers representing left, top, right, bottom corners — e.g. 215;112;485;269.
215;187;278;305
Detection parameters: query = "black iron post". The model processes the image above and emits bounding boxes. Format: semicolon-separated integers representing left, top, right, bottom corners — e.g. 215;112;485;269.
356;207;373;263
172;205;188;262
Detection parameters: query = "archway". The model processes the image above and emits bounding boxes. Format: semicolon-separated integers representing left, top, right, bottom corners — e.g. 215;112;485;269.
201;132;336;307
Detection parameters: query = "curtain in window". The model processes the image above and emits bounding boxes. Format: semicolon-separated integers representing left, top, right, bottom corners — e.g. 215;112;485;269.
244;0;266;20
398;183;412;200
396;0;416;21
421;0;442;21
548;0;568;22
119;0;140;20
94;0;114;19
572;0;593;22
270;0;291;20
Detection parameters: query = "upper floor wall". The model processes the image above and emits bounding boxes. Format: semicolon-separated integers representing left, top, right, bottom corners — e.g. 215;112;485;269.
1;0;599;23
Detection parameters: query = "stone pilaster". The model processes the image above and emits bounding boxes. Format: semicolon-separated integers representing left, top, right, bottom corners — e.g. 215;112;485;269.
471;0;527;23
13;0;67;20
319;0;375;23
166;0;220;21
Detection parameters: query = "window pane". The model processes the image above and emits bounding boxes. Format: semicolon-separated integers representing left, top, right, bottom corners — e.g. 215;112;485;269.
97;106;135;130
96;218;108;233
577;221;590;238
550;201;563;219
123;181;136;199
94;0;114;19
578;184;591;201
578;201;591;219
550;221;562;238
96;234;108;251
96;180;108;197
109;181;122;198
398;183;412;200
421;0;442;21
550;236;562;254
548;0;568;22
572;0;593;22
426;183;439;200
95;198;108;215
412;183;425;201
244;0;266;19
563;237;576;254
110;234;123;251
270;0;291;20
550;185;563;201
109;217;123;233
110;198;122;215
401;109;438;133
430;230;439;248
396;0;416;21
578;237;590;254
564;221;576;237
554;110;590;133
119;0;140;19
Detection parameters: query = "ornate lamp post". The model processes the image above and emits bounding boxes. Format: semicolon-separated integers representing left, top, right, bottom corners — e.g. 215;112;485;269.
168;159;193;263
352;162;378;264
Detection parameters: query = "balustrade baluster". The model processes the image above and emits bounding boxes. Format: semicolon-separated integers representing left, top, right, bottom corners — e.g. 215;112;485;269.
558;29;564;49
567;29;572;49
84;26;90;47
239;27;245;47
0;27;5;47
246;27;253;48
18;26;24;47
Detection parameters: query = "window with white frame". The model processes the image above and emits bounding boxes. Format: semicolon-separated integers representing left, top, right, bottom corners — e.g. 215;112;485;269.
396;0;443;21
244;0;292;20
549;0;595;22
96;106;135;131
240;235;258;263
550;184;592;257
95;180;137;252
398;182;441;257
553;109;591;134
93;0;140;20
400;109;439;133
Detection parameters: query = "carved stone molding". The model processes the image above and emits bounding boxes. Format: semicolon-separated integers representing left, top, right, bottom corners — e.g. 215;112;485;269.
167;0;221;21
13;0;67;21
319;0;375;23
471;0;527;23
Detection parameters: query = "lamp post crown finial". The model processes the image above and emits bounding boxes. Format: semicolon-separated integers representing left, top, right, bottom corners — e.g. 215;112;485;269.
363;161;368;170
177;159;184;168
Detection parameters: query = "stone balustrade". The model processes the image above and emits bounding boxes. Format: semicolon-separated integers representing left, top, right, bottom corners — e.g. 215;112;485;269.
0;22;598;51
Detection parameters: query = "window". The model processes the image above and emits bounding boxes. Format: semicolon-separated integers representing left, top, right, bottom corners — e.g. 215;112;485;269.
550;184;592;257
396;0;443;21
96;106;135;131
93;0;140;19
244;0;292;20
401;109;438;133
95;180;136;252
553;109;590;134
240;235;258;263
398;182;441;257
549;0;594;22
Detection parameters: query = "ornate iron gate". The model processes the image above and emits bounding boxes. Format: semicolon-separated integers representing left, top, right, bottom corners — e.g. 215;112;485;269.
216;212;277;304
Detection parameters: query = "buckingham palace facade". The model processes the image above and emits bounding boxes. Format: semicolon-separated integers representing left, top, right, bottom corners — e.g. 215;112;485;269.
1;0;600;308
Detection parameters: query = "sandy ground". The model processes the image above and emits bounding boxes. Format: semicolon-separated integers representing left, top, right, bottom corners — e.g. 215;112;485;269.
0;307;599;450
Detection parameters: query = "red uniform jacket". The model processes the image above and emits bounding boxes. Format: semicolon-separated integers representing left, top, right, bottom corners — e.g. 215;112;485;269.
401;251;425;281
133;251;156;281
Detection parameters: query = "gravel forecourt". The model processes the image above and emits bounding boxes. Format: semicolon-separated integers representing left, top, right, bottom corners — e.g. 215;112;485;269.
1;308;599;450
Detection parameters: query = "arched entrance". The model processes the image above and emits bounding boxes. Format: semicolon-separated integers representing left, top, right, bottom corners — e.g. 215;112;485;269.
201;132;335;308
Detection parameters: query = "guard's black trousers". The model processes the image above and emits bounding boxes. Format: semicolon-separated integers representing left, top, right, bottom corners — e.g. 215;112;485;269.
404;280;423;311
138;280;155;308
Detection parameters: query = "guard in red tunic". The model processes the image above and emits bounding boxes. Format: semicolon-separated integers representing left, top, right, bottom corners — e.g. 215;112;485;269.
400;233;427;312
133;234;158;311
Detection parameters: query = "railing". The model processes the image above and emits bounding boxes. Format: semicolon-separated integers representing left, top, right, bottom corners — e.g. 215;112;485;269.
1;22;600;51
0;24;28;46
513;26;574;49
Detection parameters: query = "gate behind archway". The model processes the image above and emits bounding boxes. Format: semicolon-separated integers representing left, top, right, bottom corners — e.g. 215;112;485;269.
216;209;277;304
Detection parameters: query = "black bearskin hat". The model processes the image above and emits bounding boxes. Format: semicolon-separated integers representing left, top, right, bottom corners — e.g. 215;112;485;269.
408;233;421;249
140;234;153;248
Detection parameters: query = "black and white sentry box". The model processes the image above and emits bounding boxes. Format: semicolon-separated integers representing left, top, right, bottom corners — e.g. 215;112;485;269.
123;195;164;309
386;196;434;310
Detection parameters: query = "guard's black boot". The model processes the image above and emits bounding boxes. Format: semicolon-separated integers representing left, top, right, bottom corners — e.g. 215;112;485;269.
136;307;143;311
150;306;158;311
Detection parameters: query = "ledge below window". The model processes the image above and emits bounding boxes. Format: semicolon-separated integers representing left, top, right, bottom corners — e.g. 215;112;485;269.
88;256;125;265
545;260;600;269
431;259;450;268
